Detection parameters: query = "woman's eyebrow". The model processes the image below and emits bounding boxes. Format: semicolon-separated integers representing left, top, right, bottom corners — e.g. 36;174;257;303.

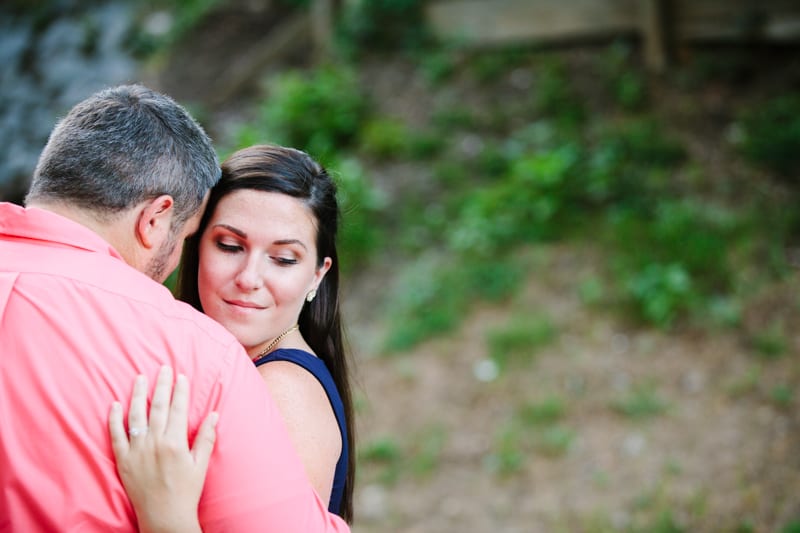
212;223;247;238
274;238;308;251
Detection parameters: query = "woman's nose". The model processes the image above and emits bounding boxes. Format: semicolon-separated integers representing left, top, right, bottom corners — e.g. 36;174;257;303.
234;257;263;290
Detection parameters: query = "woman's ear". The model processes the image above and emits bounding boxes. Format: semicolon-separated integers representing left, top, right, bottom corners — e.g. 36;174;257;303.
312;256;333;291
135;195;175;249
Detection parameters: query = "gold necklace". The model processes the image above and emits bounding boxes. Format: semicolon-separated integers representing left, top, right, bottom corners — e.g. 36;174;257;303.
252;324;299;362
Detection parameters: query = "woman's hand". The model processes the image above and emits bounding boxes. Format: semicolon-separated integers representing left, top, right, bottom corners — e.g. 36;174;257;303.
109;366;218;533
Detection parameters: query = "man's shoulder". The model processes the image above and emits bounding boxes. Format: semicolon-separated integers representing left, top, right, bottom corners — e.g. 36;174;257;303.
4;241;242;361
160;297;242;354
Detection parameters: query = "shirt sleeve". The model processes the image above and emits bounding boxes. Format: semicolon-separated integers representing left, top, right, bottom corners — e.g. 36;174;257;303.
196;343;350;532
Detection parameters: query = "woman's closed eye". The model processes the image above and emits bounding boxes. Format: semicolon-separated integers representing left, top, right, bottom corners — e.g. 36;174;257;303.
272;255;298;266
216;241;242;253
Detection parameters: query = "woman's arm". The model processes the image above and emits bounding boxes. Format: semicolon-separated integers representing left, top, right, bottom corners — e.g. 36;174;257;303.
257;361;342;505
108;366;218;533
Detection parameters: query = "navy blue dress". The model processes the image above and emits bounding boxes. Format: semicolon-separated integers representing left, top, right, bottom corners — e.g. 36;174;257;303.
254;348;348;517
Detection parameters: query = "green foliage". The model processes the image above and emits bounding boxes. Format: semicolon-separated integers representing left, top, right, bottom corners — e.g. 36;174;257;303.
162;268;179;293
383;259;466;351
535;59;585;127
417;47;459;85
448;143;581;254
475;142;513;178
467;47;529;83
336;0;428;57
600;41;647;110
633;510;686;533
737;94;800;178
432;105;479;131
359;436;402;462
384;255;524;351
781;520;800;533
751;320;788;359
519;396;567;426
466;261;525;301
725;366;761;398
485;426;525;476
125;0;223;58
608;200;740;328
259;66;369;162
358;117;444;160
583;118;685;205
330;157;386;272
278;0;311;7
612;382;669;420
487;316;557;369
358;435;402;484
706;296;742;328
431;159;466;186
535;425;575;457
578;277;606;305
409;426;447;477
623;262;693;328
770;384;793;409
358;117;409;159
628;484;692;533
215;43;796;352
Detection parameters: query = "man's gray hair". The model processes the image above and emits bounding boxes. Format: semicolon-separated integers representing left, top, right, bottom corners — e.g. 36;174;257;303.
26;84;221;227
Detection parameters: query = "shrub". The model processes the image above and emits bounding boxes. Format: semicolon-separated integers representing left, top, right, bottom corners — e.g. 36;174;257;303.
336;0;428;56
535;59;585;127
583;118;685;206
329;157;386;272
487;316;557;369
260;65;369;161
384;255;524;351
612;382;669;419
608;200;741;328
358;117;444;160
519;396;567;426
599;40;647;110
447;144;581;254
737;94;800;178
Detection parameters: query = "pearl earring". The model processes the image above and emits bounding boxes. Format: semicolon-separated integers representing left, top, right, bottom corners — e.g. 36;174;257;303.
306;289;317;302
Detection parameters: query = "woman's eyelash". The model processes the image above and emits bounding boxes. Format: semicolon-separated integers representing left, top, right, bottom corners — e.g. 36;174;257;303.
215;239;298;264
216;241;241;252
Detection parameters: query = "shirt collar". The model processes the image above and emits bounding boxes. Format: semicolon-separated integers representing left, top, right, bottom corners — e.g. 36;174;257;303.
0;202;124;260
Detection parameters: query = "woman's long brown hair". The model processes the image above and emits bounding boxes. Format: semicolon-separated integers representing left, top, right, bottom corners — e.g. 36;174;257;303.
177;145;356;522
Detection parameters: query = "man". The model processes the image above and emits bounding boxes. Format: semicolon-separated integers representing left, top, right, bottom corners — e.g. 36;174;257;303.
0;85;349;532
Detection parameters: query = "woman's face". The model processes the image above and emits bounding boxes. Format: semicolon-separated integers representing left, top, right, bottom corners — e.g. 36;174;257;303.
197;189;331;356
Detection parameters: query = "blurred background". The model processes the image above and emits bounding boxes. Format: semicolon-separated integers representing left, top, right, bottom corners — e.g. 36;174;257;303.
2;0;800;531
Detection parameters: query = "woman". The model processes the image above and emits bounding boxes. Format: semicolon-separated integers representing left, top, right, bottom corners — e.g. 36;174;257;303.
109;145;355;526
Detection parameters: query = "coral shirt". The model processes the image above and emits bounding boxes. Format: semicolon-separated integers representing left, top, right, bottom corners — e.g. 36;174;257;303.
0;202;348;532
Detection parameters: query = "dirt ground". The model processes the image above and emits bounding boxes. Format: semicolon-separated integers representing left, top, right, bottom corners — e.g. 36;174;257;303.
336;51;800;532
153;10;800;529
346;245;800;532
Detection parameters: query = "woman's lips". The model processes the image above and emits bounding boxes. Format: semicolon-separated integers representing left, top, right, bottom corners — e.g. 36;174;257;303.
224;299;266;310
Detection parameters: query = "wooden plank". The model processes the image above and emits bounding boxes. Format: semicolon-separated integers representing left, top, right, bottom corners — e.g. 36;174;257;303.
310;0;336;59
425;0;640;45
674;0;800;41
425;0;800;46
641;0;669;72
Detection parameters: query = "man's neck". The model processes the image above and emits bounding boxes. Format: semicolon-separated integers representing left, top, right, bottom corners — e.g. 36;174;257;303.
27;200;139;268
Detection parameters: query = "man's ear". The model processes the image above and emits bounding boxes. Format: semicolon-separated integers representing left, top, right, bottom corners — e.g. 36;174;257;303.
135;195;175;249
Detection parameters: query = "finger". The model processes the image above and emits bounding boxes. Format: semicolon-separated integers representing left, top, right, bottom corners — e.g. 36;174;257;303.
191;411;218;471
108;401;130;458
127;374;148;439
148;366;174;437
164;373;190;442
